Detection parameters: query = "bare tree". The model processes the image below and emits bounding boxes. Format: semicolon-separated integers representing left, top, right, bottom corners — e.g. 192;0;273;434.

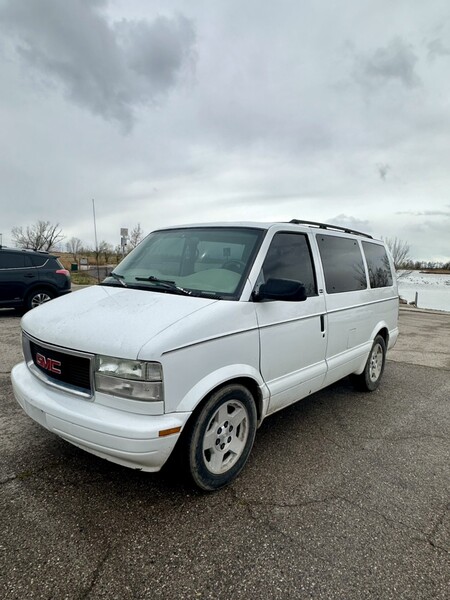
66;237;83;261
12;221;64;251
80;244;93;256
383;237;412;277
114;245;123;264
99;241;114;264
129;223;144;249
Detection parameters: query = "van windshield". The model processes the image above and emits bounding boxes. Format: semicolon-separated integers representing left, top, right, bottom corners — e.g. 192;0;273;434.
103;227;264;299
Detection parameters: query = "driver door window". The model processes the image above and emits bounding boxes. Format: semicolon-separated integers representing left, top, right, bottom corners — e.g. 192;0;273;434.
258;232;317;297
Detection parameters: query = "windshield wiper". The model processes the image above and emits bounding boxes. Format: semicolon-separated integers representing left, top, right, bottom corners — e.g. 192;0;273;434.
100;272;128;287
190;291;223;300
134;276;192;296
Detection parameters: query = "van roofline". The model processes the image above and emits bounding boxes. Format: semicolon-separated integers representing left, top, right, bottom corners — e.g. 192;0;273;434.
156;220;374;240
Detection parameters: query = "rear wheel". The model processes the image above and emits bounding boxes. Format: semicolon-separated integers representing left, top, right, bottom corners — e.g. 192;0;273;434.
353;335;386;392
26;289;54;311
185;384;257;491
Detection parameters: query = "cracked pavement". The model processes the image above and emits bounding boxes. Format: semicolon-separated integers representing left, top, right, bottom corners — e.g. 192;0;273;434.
0;308;449;599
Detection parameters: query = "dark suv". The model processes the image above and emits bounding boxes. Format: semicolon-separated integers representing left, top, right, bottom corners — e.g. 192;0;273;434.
0;247;71;311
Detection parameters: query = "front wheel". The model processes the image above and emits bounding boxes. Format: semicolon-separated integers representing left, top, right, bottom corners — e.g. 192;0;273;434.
185;384;257;491
352;335;387;392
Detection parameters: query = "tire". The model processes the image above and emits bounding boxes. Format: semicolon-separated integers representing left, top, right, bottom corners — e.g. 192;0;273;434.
352;335;387;392
185;384;257;491
26;288;54;311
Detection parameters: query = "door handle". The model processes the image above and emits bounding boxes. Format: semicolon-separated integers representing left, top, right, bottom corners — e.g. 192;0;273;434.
24;274;36;278
320;314;326;336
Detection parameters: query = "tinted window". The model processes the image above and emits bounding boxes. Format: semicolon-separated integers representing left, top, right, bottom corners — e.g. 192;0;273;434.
317;235;367;293
260;232;317;297
362;242;393;288
30;254;49;267
0;252;25;269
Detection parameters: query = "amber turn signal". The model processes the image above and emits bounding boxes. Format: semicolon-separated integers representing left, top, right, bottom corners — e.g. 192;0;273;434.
158;426;182;437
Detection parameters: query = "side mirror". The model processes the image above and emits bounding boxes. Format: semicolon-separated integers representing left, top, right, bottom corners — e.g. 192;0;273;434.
254;278;307;302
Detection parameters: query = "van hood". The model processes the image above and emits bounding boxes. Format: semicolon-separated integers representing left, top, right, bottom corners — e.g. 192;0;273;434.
21;285;217;358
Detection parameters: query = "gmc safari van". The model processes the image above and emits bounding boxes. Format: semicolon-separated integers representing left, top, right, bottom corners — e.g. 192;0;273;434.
12;220;399;490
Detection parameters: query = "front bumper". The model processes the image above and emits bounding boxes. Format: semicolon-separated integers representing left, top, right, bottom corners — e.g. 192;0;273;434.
11;362;190;472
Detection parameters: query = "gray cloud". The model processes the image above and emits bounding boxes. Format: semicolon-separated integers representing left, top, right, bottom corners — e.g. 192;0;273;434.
0;1;449;262
396;210;450;217
427;38;450;61
0;0;196;130
354;37;420;89
326;214;372;234
376;163;391;181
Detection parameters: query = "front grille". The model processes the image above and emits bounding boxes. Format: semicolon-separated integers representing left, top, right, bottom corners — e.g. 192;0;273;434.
28;338;92;395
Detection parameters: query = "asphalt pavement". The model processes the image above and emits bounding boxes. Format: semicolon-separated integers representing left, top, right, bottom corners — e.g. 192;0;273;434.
0;307;449;599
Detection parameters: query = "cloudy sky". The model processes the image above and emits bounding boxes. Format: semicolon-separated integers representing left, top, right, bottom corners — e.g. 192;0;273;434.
1;0;449;261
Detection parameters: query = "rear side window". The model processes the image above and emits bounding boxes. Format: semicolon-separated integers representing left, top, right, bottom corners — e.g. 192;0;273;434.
260;232;317;296
30;255;49;267
362;242;393;288
317;235;367;293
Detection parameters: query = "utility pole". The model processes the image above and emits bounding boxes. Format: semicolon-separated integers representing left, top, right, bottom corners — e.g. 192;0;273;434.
92;199;101;283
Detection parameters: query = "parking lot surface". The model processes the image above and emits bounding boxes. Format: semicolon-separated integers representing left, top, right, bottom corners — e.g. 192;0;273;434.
0;307;449;599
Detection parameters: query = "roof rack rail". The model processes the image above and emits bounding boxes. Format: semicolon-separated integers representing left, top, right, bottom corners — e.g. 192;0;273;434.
20;247;50;254
289;219;373;239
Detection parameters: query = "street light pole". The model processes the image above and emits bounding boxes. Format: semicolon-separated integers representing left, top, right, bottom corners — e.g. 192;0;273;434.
92;199;100;283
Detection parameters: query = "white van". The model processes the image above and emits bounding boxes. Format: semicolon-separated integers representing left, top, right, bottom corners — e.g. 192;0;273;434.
12;220;399;490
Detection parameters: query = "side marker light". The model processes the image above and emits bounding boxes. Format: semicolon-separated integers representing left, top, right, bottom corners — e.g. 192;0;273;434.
158;427;182;437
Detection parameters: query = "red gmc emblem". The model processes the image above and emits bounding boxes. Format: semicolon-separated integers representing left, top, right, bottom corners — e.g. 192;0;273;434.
36;352;62;375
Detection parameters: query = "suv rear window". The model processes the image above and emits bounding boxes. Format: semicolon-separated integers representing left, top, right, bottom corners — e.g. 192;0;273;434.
30;255;49;267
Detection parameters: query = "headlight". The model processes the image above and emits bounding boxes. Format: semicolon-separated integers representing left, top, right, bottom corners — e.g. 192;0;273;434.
94;356;163;401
